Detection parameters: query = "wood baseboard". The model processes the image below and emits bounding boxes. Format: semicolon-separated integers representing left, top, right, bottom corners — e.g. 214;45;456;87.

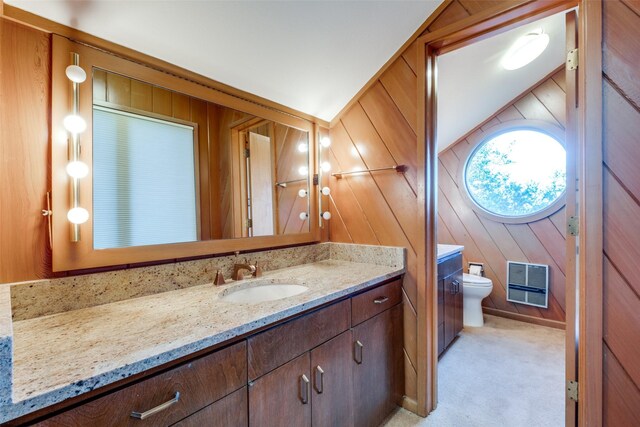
401;396;420;415
483;307;566;330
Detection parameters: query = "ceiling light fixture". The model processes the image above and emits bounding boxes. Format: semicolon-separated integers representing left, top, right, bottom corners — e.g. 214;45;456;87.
501;29;549;71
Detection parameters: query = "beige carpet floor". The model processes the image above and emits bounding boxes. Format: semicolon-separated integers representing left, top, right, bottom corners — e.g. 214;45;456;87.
384;314;565;427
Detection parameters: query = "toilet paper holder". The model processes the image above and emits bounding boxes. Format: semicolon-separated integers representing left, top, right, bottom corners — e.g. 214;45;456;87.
468;262;485;276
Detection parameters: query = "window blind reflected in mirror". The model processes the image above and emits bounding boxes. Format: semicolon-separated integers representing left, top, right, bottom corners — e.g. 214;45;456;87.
93;106;199;249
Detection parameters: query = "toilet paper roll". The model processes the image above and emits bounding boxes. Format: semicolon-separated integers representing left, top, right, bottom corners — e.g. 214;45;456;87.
469;264;483;276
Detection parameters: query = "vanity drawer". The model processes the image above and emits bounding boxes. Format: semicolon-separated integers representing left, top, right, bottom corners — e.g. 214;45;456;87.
38;341;247;427
171;387;248;427
248;299;350;380
351;278;402;326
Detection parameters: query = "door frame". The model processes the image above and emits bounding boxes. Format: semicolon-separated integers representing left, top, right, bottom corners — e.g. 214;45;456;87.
415;1;603;425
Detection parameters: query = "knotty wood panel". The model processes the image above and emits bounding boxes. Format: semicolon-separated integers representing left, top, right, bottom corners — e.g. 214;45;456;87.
602;0;640;422
437;71;567;323
0;19;51;283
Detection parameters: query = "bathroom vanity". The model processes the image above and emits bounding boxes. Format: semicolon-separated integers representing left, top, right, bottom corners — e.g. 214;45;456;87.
0;243;405;426
437;245;464;356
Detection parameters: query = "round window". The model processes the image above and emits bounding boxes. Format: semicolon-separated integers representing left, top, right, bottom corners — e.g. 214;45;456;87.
464;127;566;221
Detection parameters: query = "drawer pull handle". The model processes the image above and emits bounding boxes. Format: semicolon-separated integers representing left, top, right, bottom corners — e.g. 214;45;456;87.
374;296;389;304
300;374;310;404
314;366;324;394
131;391;180;420
354;340;364;364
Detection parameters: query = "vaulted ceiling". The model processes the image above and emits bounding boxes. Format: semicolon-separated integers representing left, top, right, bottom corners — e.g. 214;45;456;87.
7;1;565;139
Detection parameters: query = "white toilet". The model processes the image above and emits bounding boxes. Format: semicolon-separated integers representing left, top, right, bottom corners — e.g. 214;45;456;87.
462;273;493;327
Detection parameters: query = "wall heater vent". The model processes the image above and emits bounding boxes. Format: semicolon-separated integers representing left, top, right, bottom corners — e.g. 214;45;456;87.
506;261;549;308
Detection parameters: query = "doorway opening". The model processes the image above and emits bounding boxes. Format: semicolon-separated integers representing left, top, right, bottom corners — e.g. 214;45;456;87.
420;5;580;426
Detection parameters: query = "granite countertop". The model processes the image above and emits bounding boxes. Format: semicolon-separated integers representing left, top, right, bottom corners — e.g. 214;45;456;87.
1;243;405;423
437;244;464;260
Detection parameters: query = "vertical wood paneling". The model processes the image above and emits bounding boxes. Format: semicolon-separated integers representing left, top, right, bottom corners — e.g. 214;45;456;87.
130;80;153;112
152;86;172;116
602;0;640;421
0;19;51;283
105;72;131;106
437;72;567;323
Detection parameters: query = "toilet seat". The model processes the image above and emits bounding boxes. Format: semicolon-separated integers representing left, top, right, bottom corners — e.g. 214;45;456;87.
463;273;492;287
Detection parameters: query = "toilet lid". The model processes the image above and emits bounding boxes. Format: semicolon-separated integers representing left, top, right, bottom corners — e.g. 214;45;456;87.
463;273;492;286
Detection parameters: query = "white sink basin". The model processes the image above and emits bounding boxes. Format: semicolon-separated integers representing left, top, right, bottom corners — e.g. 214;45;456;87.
220;283;309;304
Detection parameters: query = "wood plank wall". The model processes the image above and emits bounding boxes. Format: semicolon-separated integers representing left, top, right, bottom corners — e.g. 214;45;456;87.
602;0;640;424
327;0;500;405
0;19;51;283
438;69;567;326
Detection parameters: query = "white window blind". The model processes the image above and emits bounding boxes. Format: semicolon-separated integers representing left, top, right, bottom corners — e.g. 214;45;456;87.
93;106;198;249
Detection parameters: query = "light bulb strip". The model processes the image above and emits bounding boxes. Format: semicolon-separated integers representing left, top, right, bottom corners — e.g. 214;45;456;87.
68;52;83;241
317;131;323;228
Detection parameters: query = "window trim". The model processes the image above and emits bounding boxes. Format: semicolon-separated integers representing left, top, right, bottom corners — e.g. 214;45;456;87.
458;120;566;224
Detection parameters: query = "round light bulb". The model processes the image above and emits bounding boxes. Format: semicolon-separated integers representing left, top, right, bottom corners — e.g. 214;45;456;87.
297;143;308;153
66;161;89;179
298;189;308;198
321;162;331;172
321;137;331;148
298;166;308;176
299;212;308;221
501;30;550;70
321;187;331;196
67;207;89;224
65;65;87;83
63;114;87;134
322;211;332;220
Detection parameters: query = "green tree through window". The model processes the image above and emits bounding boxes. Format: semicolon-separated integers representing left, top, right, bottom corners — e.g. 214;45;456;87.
465;129;566;218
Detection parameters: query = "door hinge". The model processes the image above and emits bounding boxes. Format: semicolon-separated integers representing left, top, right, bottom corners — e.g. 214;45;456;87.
567;380;578;402
568;216;579;236
244;148;250;158
566;48;578;71
246;218;253;229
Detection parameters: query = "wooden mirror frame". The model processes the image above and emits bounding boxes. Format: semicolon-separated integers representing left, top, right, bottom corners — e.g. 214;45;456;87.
51;35;319;272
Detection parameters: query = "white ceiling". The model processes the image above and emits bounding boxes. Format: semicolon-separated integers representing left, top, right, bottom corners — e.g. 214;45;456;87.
7;0;442;122
437;12;566;152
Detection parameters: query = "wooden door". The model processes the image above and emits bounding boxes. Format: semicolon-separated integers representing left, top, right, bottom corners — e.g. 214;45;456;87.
443;275;456;349
564;10;579;426
248;353;311;427
310;331;354;427
352;305;403;427
248;132;275;236
452;271;464;338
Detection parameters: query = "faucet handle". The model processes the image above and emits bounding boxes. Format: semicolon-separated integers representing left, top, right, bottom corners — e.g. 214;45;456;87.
254;261;263;278
214;270;226;286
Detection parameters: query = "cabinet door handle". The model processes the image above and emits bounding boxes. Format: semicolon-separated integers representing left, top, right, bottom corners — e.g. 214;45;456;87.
373;296;389;304
354;340;364;364
131;391;180;420
314;366;324;394
300;374;310;404
452;280;460;293
450;281;456;294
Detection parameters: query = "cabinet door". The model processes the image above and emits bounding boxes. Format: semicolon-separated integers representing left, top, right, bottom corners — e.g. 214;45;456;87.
248;353;311;427
452;271;464;337
171;387;247;427
310;331;354;427
443;275;456;349
352;305;403;427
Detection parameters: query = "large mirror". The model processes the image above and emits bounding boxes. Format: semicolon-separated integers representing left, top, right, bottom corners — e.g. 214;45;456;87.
91;69;310;249
51;36;319;271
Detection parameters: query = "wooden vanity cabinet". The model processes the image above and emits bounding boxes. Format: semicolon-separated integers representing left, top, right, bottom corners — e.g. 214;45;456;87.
25;277;403;427
248;278;403;427
438;254;463;356
34;341;248;427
